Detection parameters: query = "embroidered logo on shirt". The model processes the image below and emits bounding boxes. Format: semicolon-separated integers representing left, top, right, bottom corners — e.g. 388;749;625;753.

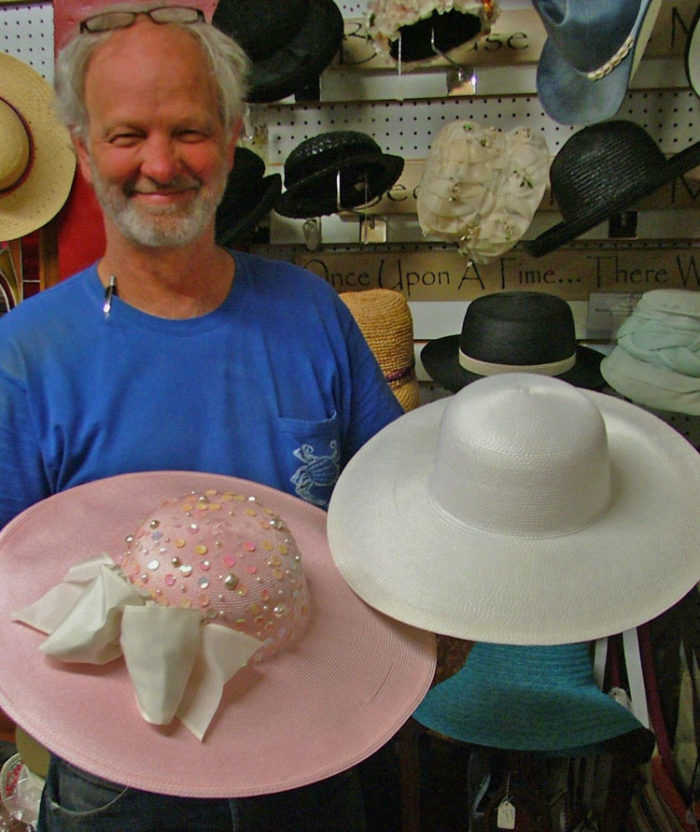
291;441;340;508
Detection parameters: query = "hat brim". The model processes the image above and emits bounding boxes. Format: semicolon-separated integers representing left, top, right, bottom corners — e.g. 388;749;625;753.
536;34;635;126
420;334;605;392
525;140;700;257
216;173;282;246
0;53;76;241
601;346;700;415
0;471;435;798
327;388;700;645
246;0;344;102
413;642;646;751
276;153;404;218
535;0;662;126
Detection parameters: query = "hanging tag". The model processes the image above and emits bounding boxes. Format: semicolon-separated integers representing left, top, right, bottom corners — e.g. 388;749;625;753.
447;66;477;95
360;216;387;244
497;797;516;830
303;218;322;252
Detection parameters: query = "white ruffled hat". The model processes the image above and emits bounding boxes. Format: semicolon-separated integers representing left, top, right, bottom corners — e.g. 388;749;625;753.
417;120;550;263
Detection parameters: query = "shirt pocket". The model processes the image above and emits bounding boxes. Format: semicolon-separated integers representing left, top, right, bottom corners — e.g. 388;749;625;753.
279;412;341;509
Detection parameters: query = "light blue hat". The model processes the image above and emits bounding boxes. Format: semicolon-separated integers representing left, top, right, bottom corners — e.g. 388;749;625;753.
413;642;645;753
601;290;700;415
533;0;663;125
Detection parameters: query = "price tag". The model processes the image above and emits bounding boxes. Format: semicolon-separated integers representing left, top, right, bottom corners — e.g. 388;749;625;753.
497;797;516;830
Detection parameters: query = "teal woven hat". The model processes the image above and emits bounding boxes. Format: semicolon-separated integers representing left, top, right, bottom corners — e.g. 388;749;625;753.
413;642;646;752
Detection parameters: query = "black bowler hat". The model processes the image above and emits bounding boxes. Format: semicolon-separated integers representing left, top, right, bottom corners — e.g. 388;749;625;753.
276;131;404;219
215;147;282;246
212;0;344;103
421;291;605;392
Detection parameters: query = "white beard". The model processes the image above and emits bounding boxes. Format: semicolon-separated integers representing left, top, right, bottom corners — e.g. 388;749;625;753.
89;159;228;248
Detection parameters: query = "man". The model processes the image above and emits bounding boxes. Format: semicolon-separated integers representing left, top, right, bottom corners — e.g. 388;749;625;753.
0;5;404;830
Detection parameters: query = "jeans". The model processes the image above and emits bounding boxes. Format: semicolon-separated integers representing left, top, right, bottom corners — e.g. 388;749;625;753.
37;756;368;832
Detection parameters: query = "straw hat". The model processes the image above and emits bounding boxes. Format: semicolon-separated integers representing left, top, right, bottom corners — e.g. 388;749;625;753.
601;289;700;415
525;121;700;258
341;289;420;411
417;121;549;263
421;292;604;392
533;0;664;125
0;53;76;241
366;0;498;67
0;471;435;798
276;131;404;219
212;0;344;103
414;642;648;752
327;373;700;645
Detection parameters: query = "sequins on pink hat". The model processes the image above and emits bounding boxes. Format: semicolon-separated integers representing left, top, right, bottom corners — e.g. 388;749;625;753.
120;489;310;663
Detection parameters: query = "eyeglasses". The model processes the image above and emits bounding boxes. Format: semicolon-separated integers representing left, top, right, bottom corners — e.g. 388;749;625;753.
80;6;204;34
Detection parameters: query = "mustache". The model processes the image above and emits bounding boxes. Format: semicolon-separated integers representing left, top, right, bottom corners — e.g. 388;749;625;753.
125;176;201;196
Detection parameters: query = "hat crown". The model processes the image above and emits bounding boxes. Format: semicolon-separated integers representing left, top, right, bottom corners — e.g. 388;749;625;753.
0;99;30;192
533;0;644;72
460;292;577;366
121;489;310;663
551;121;665;221
213;0;310;61
341;289;420;411
284;131;383;187
428;374;611;536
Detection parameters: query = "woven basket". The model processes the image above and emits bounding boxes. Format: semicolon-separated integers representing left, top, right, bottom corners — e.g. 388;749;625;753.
341;289;420;412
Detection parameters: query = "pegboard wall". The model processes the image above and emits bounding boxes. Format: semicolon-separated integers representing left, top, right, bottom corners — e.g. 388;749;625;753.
0;2;53;82
259;89;699;164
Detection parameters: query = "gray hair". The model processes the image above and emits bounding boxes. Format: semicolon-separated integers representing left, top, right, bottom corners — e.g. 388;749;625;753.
54;3;250;139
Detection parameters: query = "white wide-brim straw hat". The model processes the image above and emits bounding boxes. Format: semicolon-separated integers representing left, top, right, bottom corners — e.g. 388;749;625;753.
0;52;76;241
327;373;700;645
0;471;436;798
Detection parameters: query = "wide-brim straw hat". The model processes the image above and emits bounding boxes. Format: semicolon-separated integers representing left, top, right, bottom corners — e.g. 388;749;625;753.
366;0;498;67
0;53;76;241
276;131;404;219
212;0;344;103
413;642;648;752
215;147;281;247
327;373;700;645
421;291;604;392
341;289;420;412
525;121;700;258
0;471;436;798
533;0;663;125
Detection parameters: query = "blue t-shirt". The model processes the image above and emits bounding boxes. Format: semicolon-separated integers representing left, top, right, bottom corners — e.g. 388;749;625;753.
0;251;403;527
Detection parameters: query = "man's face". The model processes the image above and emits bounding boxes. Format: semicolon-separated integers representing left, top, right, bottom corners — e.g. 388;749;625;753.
74;20;238;248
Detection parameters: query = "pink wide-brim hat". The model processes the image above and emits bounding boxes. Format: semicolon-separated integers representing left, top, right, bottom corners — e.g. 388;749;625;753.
0;471;436;798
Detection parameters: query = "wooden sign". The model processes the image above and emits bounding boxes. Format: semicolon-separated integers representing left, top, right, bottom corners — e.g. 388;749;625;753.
295;246;699;302
336;1;697;70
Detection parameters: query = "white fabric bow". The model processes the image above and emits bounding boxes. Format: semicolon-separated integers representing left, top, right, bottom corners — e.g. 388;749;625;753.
13;554;262;741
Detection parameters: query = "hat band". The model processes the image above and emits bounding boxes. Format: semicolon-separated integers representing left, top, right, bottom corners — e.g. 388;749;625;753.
458;349;576;377
0;97;33;195
586;32;634;80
